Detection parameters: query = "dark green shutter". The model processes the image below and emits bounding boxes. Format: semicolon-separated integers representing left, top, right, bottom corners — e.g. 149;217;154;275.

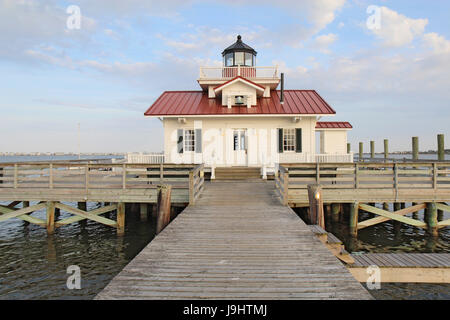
295;128;302;153
195;129;202;153
278;128;283;153
177;129;183;154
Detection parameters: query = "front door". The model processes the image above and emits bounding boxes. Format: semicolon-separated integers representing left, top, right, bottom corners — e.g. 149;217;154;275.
233;129;247;166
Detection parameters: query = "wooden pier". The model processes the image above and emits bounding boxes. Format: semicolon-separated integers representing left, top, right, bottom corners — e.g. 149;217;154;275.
96;181;372;300
0;162;204;235
276;162;450;236
347;253;450;283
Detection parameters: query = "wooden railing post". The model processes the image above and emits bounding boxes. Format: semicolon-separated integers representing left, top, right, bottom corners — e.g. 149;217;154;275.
14;164;18;189
433;162;437;189
354;163;359;189
316;163;320;184
394;163;398;198
85;164;89;192
122;164;126;189
189;170;195;205
49;163;53;189
283;170;289;206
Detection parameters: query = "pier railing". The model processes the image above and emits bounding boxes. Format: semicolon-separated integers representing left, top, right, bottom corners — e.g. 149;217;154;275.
276;162;450;204
0;162;204;204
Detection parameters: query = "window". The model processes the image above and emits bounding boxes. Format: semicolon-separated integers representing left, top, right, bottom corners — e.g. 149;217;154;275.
234;52;244;65
283;128;296;152
184;129;195;152
244;52;253;66
225;53;233;66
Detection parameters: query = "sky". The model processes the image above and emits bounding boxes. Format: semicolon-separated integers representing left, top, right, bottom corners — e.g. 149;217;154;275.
0;0;449;153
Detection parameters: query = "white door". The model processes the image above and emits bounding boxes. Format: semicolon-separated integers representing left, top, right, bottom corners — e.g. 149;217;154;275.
233;129;247;166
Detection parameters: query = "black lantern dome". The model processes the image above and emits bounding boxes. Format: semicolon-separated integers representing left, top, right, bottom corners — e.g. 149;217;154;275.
222;35;257;67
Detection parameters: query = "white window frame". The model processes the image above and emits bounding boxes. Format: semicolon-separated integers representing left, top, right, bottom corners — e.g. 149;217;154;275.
184;129;195;152
283;128;296;152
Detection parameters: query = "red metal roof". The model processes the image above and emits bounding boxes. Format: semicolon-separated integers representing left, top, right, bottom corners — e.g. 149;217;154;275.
144;90;336;116
316;121;352;129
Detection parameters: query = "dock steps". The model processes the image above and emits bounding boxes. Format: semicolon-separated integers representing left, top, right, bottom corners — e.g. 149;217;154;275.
213;167;261;180
308;225;354;264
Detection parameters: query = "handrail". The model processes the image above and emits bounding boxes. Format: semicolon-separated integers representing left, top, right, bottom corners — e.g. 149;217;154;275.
279;162;450;191
0;163;199;192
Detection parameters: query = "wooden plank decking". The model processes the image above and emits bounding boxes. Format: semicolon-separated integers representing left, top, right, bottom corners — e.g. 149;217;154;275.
96;181;372;300
348;253;450;283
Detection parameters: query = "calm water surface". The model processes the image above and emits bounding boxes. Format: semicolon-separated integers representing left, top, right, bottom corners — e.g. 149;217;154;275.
0;202;157;299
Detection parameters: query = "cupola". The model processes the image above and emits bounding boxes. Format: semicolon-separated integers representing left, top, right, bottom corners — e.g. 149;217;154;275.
222;35;257;67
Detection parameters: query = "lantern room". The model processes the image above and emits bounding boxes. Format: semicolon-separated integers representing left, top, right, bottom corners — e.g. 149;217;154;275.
222;35;257;67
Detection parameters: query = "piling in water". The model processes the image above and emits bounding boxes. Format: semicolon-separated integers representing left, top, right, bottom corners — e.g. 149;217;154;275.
438;134;445;161
384;139;389;160
370;141;375;159
359;142;363;161
412;137;419;160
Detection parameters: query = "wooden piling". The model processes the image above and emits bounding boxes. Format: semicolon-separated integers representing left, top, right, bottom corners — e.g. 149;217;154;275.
151;204;157;218
393;203;402;234
23;201;30;226
437;134;445;161
347;143;351;154
140;203;148;222
117;202;125;236
412;137;419;160
331;203;340;222
359;142;363;161
156;185;172;234
46;201;55;235
383;203;389;211
307;184;324;228
426;202;438;237
78;202;87;226
370;141;375;159
384;139;389;160
349;202;359;237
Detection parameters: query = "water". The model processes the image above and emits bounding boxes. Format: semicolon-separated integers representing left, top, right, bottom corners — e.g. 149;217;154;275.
0;202;158;299
0;155;123;163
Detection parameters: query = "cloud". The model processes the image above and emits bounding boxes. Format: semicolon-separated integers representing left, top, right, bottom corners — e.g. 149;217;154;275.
311;33;338;54
369;6;428;47
423;32;450;54
0;0;96;61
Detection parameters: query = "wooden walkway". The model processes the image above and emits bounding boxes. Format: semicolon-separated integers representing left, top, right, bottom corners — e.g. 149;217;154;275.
347;253;450;283
96;181;372;300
